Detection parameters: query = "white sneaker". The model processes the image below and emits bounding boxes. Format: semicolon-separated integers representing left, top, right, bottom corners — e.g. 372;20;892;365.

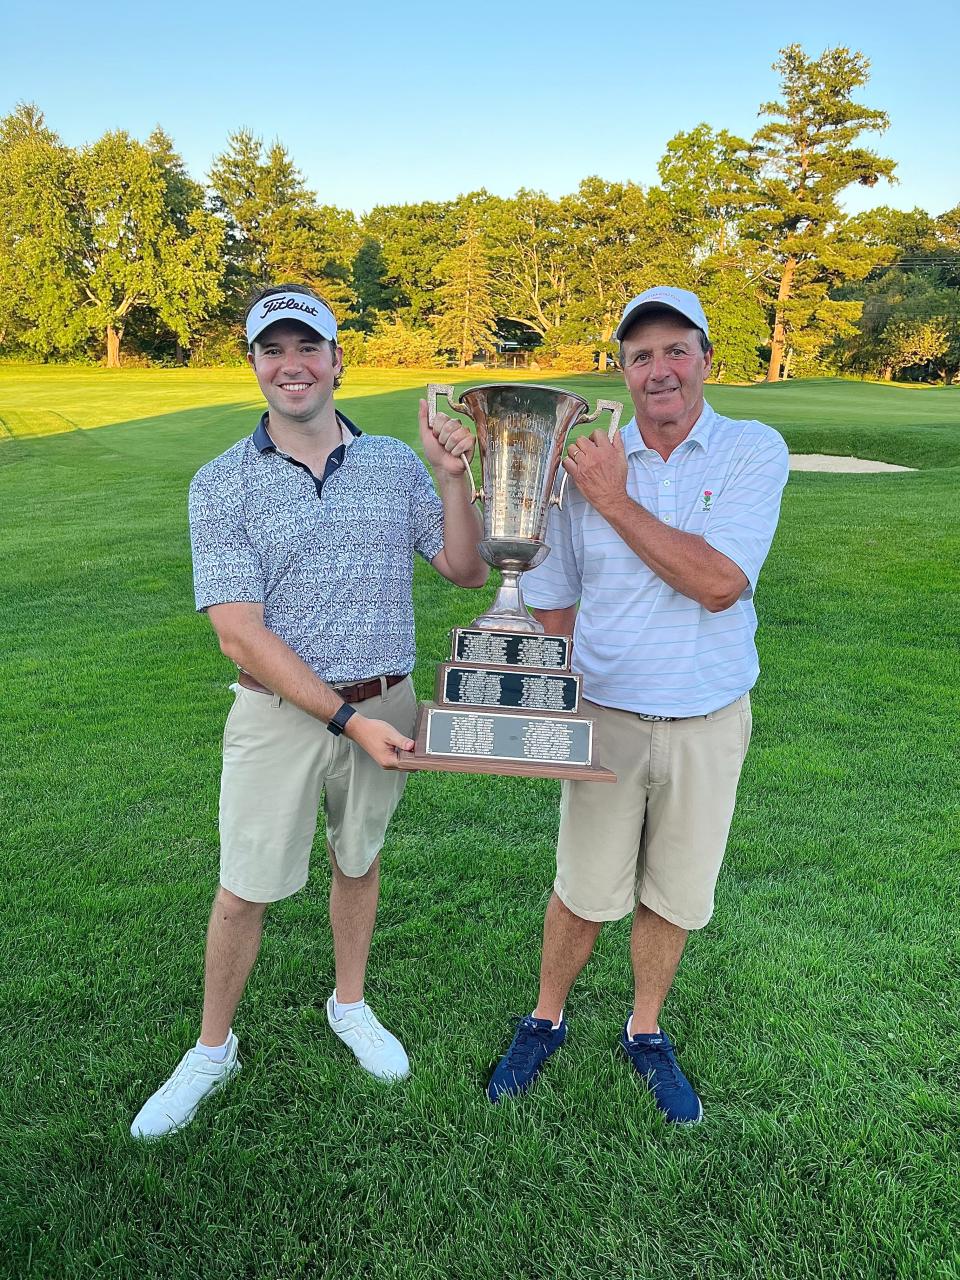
130;1035;241;1140
326;996;410;1081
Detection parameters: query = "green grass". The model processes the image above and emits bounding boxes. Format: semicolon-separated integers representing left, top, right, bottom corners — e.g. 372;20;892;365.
1;367;958;1279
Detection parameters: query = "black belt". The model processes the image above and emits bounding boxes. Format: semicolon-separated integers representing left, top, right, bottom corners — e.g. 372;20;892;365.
634;696;743;723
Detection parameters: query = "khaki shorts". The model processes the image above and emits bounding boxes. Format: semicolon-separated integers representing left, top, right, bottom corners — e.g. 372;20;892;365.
555;694;752;930
218;677;417;903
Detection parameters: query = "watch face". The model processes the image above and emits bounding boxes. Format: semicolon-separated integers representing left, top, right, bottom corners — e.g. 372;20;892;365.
329;704;355;735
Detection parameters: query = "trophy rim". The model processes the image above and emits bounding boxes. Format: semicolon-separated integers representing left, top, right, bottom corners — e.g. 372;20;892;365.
455;382;591;411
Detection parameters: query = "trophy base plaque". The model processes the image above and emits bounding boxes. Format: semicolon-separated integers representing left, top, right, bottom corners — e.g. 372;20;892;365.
396;628;616;783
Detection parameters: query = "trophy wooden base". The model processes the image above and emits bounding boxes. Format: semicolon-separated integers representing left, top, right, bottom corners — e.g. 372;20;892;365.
396;704;617;782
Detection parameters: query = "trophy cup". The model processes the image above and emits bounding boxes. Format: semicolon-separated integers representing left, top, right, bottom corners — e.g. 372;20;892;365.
396;383;622;782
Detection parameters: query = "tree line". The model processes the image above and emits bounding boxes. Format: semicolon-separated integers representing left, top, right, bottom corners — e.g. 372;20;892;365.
2;45;958;382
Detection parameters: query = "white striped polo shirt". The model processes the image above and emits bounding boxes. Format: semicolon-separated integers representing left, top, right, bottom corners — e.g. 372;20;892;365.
522;402;789;717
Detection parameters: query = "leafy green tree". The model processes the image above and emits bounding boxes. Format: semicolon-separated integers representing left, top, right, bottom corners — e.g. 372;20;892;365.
147;127;205;227
433;212;498;367
349;237;402;332
738;45;896;380
337;328;368;368
78;130;224;365
888;318;949;378
209;131;358;313
0;110;223;365
833;206;960;381
531;341;595;372
564;177;677;369
485;190;573;345
657;124;754;258
362;199;460;326
655;125;769;380
365;317;436;367
694;276;766;382
0;104;87;357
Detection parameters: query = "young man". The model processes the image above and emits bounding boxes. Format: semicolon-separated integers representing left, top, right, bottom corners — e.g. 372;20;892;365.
487;286;789;1123
131;284;487;1140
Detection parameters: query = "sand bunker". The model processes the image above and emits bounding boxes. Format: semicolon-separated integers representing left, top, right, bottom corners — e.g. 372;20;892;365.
789;454;915;473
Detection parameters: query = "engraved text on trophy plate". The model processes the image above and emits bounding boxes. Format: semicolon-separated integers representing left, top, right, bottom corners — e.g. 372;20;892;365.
452;629;570;670
442;667;579;713
425;709;592;766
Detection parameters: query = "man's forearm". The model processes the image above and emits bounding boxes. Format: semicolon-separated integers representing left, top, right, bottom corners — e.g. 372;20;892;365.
434;467;488;587
531;605;577;637
218;621;345;722
208;603;415;767
598;494;746;612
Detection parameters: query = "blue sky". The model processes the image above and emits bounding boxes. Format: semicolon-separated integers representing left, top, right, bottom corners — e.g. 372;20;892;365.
3;0;957;218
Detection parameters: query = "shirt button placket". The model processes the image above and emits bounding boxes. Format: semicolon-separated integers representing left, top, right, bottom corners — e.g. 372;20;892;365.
659;466;677;527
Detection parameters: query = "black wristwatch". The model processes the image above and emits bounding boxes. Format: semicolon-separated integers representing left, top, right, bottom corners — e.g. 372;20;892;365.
327;703;357;737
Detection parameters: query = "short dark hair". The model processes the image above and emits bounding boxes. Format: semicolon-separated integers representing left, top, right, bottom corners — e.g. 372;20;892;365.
619;303;711;356
246;282;342;388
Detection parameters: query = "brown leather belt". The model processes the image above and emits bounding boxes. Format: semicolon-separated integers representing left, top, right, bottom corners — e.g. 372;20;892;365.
238;671;407;703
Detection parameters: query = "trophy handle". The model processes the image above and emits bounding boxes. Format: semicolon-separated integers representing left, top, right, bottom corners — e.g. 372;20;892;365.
552;398;624;511
427;383;481;504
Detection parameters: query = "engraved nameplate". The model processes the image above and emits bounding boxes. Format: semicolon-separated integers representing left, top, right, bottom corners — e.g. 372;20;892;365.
451;629;571;670
425;708;592;766
440;665;579;713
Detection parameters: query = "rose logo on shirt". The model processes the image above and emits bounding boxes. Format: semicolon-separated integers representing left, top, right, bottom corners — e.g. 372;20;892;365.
701;489;713;511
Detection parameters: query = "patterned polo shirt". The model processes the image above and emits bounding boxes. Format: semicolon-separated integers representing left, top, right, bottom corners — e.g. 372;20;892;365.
522;401;789;717
188;412;445;683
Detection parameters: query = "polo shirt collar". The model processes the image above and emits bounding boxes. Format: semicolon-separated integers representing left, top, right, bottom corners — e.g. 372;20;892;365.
252;413;273;452
253;410;362;453
685;401;716;451
621;400;716;458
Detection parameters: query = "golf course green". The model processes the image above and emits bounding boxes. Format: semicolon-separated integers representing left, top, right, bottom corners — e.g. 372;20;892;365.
1;366;957;1279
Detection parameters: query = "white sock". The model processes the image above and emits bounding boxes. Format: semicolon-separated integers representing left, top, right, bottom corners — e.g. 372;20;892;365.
532;1008;564;1029
195;1030;233;1062
333;989;365;1020
627;1015;660;1038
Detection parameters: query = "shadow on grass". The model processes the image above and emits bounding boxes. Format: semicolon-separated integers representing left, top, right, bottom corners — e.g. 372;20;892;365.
0;402;257;475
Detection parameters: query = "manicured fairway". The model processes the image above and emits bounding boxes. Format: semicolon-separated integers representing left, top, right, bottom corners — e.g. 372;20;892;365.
1;367;958;1279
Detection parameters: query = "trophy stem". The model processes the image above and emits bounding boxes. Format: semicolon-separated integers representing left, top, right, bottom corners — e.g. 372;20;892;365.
472;566;544;633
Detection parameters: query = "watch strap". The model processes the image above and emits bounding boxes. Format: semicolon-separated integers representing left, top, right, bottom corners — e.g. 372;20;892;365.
327;703;356;736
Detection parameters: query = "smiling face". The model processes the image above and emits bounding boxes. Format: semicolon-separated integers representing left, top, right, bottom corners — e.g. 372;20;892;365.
620;313;713;443
246;320;343;431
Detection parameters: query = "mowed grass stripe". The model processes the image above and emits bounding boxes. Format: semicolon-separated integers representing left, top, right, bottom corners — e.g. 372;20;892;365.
0;371;958;1279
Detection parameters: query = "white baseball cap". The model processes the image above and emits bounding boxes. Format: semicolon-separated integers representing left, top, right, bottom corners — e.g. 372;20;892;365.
245;292;337;346
615;286;709;342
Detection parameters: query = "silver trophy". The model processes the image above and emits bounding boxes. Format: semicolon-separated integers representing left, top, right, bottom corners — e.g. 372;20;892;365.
397;382;622;781
428;383;622;633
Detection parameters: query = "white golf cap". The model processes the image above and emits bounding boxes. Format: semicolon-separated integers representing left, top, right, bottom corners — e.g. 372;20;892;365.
615;286;709;342
245;292;337;346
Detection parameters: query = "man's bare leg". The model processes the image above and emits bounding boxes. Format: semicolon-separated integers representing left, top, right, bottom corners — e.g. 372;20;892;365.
629;902;688;1034
328;845;379;1003
533;892;603;1024
325;848;408;1079
199;886;268;1045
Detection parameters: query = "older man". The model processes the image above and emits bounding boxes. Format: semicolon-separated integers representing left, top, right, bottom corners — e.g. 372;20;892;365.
132;283;487;1139
487;286;788;1122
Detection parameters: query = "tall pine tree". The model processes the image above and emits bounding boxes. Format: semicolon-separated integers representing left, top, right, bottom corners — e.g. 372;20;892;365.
740;45;896;380
433;213;498;367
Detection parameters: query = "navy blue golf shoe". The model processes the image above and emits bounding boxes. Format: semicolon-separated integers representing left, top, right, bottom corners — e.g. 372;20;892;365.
487;1015;567;1103
619;1021;703;1124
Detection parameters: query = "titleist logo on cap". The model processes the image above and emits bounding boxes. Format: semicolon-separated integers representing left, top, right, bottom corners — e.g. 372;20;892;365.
246;292;337;343
258;297;321;320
